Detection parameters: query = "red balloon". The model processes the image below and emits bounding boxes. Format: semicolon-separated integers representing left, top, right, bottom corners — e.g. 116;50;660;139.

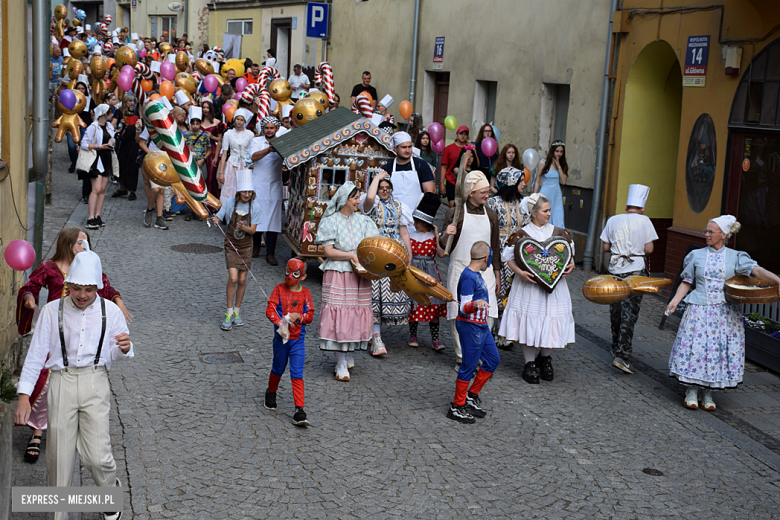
481;137;497;157
4;239;36;271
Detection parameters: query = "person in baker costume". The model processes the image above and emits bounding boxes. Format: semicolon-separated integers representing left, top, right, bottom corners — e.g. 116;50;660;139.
249;115;285;266
380;131;436;226
377;94;395;124
600;184;658;374
15;248;132;520
666;215;780;411
174;90;193;111
441;170;502;364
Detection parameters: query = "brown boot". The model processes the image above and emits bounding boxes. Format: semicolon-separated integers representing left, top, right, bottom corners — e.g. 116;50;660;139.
252;247;260;258
266;254;278;266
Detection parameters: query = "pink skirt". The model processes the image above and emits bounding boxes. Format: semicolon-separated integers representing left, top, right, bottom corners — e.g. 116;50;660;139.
219;162;238;203
318;270;373;351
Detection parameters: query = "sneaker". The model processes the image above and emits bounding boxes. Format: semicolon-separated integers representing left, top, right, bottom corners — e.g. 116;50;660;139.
162;210;174;221
143;209;154;228
522;361;540;385
684;386;699;410
465;392;487;418
611;356;636;374
220;312;234;331
537;355;554;381
701;389;716;411
431;340;445;351
371;335;387;356
446;402;476;424
407;336;419;347
154;217;169;230
85;218;99;230
97;215;105;227
232;312;244;326
128;192;137;201
292;407;310;426
264;390;277;410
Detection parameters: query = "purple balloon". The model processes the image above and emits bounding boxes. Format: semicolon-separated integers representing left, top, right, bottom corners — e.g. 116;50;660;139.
204;74;219;93
432;139;445;154
4;239;36;271
160;61;176;81
235;77;247;92
117;72;134;92
481;137;497;158
59;89;77;111
428;122;444;143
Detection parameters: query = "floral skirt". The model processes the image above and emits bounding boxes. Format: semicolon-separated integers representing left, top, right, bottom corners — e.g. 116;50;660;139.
668;302;745;389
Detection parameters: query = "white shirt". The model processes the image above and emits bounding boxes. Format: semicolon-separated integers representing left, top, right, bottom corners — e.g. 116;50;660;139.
266;57;277;69
288;73;310;97
18;296;133;396
139;128;161;152
600;213;658;274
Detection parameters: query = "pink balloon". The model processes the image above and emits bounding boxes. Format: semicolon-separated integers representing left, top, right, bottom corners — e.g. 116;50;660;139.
160;61;176;81
235;77;247;92
121;65;134;76
204;74;218;93
117;72;134;92
138;48;147;58
432;140;445;154
222;102;230;115
481;137;497;158
428;122;444;143
234;92;243;100
4;239;36;271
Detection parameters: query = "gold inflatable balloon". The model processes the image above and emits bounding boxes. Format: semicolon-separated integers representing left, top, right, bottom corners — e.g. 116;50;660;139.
54;5;67;40
291;98;324;126
582;275;672;305
115;46;137;69
65;58;84;81
68;39;87;59
174;72;198;94
269;78;292;102
54;4;67;19
194;58;213;76
90;56;106;103
159;42;173;56
52;92;87;143
308;90;329;111
175;51;190;72
142;151;222;220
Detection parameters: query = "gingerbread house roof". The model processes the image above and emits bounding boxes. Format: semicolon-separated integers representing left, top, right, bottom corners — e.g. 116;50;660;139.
271;107;395;170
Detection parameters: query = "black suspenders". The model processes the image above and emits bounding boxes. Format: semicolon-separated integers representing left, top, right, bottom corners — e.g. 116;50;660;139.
58;297;107;367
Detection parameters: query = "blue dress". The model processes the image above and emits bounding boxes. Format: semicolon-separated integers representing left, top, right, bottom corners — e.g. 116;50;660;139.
539;169;565;228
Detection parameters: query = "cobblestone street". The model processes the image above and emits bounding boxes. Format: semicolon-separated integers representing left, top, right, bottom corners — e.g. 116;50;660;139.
10;143;780;519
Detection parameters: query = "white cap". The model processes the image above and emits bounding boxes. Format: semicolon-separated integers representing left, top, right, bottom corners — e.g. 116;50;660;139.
150;61;161;73
626;184;650;208
175;90;190;105
93;103;111;119
234;108;253;123
392;131;412;147
189;106;202;121
64;250;103;289
379;94;394;108
281;104;293;118
112;37;120;44
63;47;71;57
710;215;737;234
236;169;254;193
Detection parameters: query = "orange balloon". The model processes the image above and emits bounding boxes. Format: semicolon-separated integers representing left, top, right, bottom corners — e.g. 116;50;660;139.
105;58;116;71
523;167;531;184
159;81;175;100
225;105;236;122
141;79;153;93
149;93;162;101
399;100;413;120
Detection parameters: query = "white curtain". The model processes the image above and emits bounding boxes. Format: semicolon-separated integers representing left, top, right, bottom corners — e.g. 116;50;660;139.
222;34;242;60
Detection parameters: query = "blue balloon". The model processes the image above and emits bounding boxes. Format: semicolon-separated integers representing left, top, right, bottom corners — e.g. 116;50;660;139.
74;9;86;21
86;37;98;52
492;125;501;141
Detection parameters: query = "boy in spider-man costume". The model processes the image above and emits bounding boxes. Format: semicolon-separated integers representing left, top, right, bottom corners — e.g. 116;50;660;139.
265;259;315;426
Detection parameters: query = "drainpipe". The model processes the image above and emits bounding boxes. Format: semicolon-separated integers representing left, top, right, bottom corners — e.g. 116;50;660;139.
184;0;189;40
31;0;50;267
408;0;421;105
582;0;618;272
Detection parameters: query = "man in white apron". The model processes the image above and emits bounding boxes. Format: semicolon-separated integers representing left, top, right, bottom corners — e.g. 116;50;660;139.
250;116;284;266
381;131;436;230
441;171;502;364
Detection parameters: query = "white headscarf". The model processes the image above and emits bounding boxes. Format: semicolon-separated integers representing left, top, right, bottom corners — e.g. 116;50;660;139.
710;214;736;235
93;103;111;120
64;250;104;289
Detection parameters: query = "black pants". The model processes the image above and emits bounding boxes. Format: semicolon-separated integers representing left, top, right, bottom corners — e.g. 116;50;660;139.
253;231;277;255
82;177;91;199
609;269;647;359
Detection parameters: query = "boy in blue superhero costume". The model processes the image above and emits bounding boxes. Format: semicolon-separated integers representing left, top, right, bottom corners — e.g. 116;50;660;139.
447;241;501;423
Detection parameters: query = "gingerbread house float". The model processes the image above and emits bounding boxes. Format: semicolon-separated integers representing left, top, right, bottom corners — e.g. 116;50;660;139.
271;107;396;258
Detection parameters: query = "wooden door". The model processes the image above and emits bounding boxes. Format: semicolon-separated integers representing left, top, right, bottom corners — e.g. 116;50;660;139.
433;72;450;125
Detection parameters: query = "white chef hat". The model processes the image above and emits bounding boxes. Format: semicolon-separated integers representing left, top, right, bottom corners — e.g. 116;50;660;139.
159;96;173;111
174;90;190;106
188;106;203;121
234;108;253;124
392;131;412;147
626;184;650;208
281;104;293;119
77;27;84;34
64;250;103;289
85;24;91;31
236;170;254;193
379;94;394;108
150;61;161;73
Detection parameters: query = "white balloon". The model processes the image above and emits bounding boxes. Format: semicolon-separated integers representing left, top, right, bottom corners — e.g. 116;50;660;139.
136;40;145;50
522;148;539;170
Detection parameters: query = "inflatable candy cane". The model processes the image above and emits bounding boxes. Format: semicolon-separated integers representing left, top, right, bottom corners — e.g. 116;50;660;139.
351;93;373;118
314;62;335;106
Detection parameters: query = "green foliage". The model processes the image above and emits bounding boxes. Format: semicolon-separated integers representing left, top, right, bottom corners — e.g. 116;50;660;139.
0;371;17;403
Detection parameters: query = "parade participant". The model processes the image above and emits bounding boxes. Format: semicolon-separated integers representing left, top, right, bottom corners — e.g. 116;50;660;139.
486;166;528;347
407;192;447;350
289;63;310;99
350;71;377;108
534;141;568;228
493;144;522;192
211;170;262;331
441;170;501;364
600;184;658;374
499;194;575;384
217;108;253;203
446;241;501;424
441;126;471;207
59;25;76;50
264;259;315;426
380;131;436;219
68;81;95;180
315;182;380;381
113;96;140;200
281;104;293;129
377;95;395;124
15;249;132;520
183;106;212;221
200;100;224;199
666;216;780;410
136;121;169;230
361;172;414;355
249;116;284;265
80;103;115;230
452;145;479;187
244;62;260;85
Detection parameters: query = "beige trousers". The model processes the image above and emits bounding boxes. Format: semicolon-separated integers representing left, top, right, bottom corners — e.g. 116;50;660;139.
451;317;494;362
47;366;117;520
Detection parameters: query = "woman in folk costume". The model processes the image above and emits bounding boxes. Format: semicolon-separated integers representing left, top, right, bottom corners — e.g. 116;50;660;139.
217;108;254;203
316;182;380;381
360;171;414;355
666;216;780;410
499;193;575;385
440;168;502;364
15;227;130;464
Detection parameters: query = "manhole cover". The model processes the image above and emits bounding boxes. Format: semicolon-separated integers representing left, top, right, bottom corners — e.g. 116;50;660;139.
642;468;664;476
170;243;223;254
200;352;244;364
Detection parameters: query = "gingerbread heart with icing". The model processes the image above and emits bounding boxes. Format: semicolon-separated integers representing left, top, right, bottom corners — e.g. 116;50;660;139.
513;236;572;293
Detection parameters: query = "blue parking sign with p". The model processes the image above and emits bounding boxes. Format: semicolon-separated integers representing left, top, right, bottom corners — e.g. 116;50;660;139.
307;2;330;39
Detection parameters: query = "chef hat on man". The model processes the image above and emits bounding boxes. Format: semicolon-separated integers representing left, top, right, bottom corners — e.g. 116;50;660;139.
626;184;650;208
65;250;104;289
174;90;190;106
465;171;489;195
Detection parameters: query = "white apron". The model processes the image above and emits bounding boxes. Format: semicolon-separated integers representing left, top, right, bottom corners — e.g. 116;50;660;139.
447;209;498;319
390;158;423;215
251;136;283;233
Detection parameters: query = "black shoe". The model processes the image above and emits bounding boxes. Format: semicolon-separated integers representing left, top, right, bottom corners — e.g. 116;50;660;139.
154;217;169;230
111;190;128;198
128;192;137;201
522;361;540;385
83;197;89;204
465;392;487;418
537;354;554;381
292;407;310;426
85;218;99;230
446;402;476;424
162;210;174;221
68;162;76;173
97;215;105;227
264;391;277;410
